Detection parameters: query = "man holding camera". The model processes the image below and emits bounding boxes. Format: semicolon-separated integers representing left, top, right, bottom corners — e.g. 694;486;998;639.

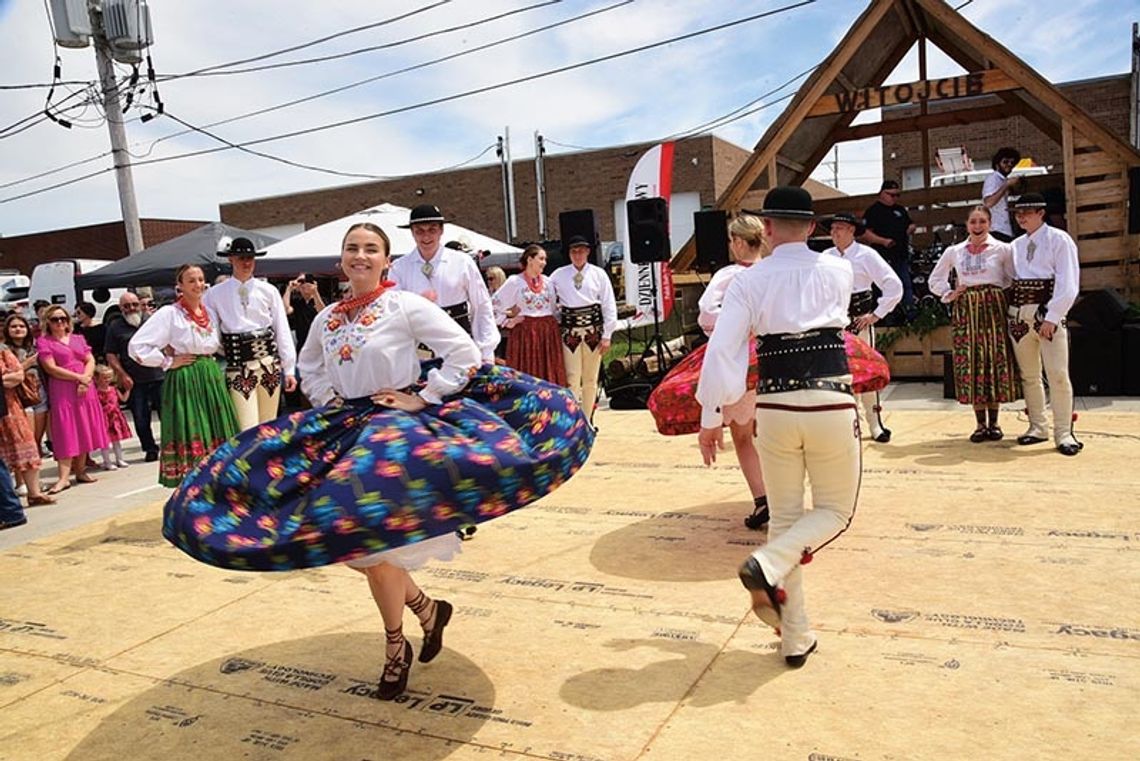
861;180;917;322
983;147;1023;242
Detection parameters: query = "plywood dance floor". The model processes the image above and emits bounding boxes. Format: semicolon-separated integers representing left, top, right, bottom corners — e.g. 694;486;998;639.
1;407;1137;760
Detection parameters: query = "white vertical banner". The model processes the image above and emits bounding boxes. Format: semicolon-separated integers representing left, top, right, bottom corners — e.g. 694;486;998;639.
621;142;675;328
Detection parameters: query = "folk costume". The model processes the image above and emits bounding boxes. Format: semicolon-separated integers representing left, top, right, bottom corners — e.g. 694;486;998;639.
550;237;618;422
388;206;500;363
823;213;902;442
161;286;594;572
491;273;567;385
928;235;1021;413
128;301;239;487
648;257;889;437
204;238;296;431
698;187;861;664
1007;194;1081;455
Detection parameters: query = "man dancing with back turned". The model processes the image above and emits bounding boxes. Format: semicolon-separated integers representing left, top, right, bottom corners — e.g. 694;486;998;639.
697;186;861;668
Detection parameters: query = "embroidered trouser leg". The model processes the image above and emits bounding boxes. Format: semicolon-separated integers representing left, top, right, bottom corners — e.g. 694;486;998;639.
750;389;861;656
855;325;885;436
226;358;282;432
563;343;603;421
1011;304;1073;443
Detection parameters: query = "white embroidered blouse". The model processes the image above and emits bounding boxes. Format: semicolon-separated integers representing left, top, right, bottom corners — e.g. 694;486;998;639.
298;289;481;406
128;303;223;369
491;274;557;325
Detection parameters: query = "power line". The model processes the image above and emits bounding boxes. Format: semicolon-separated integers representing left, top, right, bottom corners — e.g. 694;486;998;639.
165;111;496;181
158;1;560;80
0;0;631;189
0;0;815;205
158;1;453;80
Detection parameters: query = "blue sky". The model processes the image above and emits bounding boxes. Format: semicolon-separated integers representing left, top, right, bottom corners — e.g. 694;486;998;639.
0;0;1136;237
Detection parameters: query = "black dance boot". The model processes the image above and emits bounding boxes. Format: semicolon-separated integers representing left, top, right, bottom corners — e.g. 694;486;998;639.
744;495;770;530
377;628;412;700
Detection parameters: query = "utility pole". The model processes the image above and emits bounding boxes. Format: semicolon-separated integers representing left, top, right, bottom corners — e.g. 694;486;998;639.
503;126;518;242
497;135;510;241
534;131;547;239
91;2;144;255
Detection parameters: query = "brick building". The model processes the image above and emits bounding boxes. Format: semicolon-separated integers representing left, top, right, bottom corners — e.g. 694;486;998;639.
220;134;843;248
0;219;208;276
882;73;1132;187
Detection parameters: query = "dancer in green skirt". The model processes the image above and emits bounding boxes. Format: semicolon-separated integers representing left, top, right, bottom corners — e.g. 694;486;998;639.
128;265;239;486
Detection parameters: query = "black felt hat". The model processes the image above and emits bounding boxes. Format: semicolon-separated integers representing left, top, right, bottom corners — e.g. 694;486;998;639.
399;204;448;228
566;235;592;249
756;186;815;220
822;212;866;236
1012;192;1047;209
218;236;266;258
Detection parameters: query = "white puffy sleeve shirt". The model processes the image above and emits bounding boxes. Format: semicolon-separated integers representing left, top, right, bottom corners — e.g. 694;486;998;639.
388;247;500;363
696;243;853;429
928;237;1015;301
297;290;481;407
128;304;223;369
697;264;745;336
827;243;903;318
203;277;296;376
491;274;557;323
1011;225;1080;325
550;264;619;339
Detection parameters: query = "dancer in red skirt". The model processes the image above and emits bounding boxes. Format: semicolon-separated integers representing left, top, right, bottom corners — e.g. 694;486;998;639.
491;245;567;385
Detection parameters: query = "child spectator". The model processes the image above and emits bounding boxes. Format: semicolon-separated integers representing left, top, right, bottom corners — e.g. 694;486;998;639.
94;364;131;469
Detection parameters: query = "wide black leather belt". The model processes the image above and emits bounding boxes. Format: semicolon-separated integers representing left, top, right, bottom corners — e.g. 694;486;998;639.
560;303;603;330
221;328;277;365
1009;278;1053;307
848;290;875;320
756;329;851;395
442;302;472;334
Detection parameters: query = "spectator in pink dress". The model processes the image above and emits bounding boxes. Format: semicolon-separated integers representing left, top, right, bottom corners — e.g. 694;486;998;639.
35;305;109;493
93;364;131;470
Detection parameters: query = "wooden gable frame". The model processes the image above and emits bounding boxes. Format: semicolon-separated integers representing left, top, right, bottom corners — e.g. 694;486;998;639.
671;0;1140;293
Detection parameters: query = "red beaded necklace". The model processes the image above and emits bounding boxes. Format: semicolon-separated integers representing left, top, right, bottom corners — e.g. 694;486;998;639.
177;298;211;330
332;280;396;314
526;274;544;294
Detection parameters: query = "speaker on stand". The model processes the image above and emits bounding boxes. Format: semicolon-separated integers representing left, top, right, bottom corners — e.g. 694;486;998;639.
558;209;602;268
693;209;730;274
626;197;673;384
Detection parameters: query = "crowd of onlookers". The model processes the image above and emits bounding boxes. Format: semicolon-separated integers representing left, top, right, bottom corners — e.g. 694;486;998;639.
0;297;160;529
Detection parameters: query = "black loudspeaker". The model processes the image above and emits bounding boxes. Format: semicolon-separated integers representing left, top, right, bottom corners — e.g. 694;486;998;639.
1068;327;1122;396
1122;324;1140;395
627;197;671;264
1068;289;1128;331
558;208;599;255
693;209;730;273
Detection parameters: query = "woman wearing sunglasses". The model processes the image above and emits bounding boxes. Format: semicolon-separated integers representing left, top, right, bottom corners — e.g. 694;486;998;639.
35;305;109;493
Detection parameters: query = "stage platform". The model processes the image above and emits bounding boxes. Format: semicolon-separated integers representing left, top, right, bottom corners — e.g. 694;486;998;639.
1;401;1137;760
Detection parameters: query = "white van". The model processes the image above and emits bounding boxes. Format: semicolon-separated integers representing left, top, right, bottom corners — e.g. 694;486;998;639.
0;273;31;314
28;259;127;323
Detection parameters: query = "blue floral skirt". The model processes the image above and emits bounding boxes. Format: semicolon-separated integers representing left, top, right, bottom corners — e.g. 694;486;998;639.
162;364;594;571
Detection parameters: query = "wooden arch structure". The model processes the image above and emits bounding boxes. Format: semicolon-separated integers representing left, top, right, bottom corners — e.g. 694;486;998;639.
671;0;1140;294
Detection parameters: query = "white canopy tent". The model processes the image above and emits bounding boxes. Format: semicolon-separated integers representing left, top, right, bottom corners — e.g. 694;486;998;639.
260;203;523;274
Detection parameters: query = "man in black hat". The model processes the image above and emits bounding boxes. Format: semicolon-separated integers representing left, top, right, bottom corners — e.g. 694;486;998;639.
983;147;1023;242
550;234;617;422
388;204;499;362
1008;193;1082;456
861;180;916;321
697;186;860;668
204;236;296;431
823;212;902;443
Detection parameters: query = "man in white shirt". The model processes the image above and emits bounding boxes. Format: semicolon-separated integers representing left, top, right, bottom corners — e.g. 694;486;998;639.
982;147;1023;242
697;186;860;669
1008;193;1082;456
550;235;618;422
388;204;499;362
824;212;903;443
204;237;297;431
